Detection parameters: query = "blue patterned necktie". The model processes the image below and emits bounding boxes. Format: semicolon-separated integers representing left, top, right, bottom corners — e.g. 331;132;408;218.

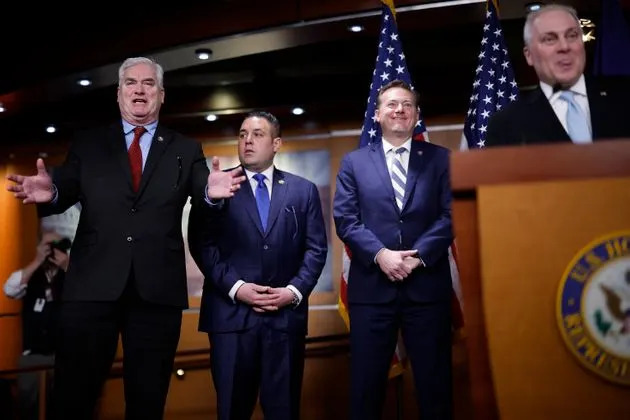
253;173;270;231
391;147;407;210
559;91;592;143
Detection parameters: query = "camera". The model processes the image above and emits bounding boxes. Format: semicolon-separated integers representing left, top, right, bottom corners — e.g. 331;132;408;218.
50;238;72;253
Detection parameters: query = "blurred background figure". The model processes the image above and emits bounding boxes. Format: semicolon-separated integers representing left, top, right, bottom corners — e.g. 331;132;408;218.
3;229;69;420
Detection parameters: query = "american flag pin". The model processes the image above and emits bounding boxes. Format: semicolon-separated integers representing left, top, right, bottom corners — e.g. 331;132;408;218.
600;91;607;96
278;179;285;185
417;150;423;156
157;136;164;142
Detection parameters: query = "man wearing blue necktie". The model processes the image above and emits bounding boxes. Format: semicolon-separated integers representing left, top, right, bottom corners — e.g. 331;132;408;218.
189;111;327;420
486;4;630;146
334;80;454;420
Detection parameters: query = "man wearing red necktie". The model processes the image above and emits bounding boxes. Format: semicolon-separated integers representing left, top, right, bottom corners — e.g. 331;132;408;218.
6;57;245;419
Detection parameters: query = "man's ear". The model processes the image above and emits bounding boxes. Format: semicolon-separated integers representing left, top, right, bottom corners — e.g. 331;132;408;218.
523;46;533;66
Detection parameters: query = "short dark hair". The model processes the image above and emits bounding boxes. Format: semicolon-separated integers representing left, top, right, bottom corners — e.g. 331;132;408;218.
376;79;419;107
244;111;281;138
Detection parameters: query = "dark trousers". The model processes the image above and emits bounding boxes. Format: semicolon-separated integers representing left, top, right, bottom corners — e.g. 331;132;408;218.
349;295;452;420
209;321;305;420
52;281;182;420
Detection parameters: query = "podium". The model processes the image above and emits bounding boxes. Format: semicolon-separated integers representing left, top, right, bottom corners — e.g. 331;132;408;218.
450;140;630;420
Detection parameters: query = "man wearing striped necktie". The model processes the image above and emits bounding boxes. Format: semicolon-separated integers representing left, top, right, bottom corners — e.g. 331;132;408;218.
334;80;454;420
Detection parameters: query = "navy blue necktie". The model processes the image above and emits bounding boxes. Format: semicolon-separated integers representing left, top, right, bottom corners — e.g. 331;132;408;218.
253;173;270;231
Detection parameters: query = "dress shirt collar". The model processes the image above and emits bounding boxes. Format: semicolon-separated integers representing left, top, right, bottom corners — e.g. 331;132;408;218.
244;165;275;184
381;136;412;155
122;119;158;137
540;74;587;101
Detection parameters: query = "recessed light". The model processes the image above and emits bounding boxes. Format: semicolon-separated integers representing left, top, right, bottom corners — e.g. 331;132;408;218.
291;107;305;116
195;48;213;60
46;125;56;134
78;78;92;87
526;2;542;12
348;25;364;33
0;103;4;113
205;114;218;122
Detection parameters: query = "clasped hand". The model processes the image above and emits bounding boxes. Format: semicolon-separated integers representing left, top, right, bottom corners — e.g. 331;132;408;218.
376;249;422;282
235;283;294;313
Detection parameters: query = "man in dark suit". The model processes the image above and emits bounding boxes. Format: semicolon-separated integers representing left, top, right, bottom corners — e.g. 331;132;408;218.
188;111;327;420
6;57;245;419
486;4;630;146
333;80;454;420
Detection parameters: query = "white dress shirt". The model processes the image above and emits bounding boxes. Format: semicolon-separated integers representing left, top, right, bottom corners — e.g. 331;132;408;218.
540;74;593;144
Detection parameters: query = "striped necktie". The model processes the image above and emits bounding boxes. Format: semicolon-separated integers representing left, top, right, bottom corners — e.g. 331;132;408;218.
391;147;407;210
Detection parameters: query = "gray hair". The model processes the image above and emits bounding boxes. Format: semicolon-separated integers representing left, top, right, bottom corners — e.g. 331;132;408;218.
523;4;582;46
118;57;164;89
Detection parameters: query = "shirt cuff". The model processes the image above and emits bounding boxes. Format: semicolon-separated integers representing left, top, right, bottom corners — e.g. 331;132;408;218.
418;256;426;267
50;184;59;205
3;270;27;299
204;186;224;207
228;280;245;303
286;285;303;306
374;247;386;264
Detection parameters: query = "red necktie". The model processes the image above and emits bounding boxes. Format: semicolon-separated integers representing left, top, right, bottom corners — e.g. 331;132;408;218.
128;126;146;192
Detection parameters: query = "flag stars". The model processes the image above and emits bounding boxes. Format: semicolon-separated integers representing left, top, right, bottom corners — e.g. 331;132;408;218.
368;128;377;138
483;95;492;105
399;52;405;60
395;65;405;74
390;33;399;41
492;43;499;51
481;37;488;45
387;46;395;54
488;69;496;76
494;28;502;36
501;61;509;69
483;24;490;31
476;65;483;74
485;82;494;90
481;109;490;119
380;72;390;81
499;75;507;84
509;93;517;101
384;58;393;67
473;79;480;88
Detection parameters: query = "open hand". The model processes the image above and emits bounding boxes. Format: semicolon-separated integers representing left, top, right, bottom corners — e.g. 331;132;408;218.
6;158;54;204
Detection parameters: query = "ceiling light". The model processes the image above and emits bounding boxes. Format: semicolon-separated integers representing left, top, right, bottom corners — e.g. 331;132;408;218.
526;3;542;12
291;107;305;116
348;25;364;33
205;113;218;122
46;125;56;134
0;103;4;112
78;78;92;87
195;48;213;60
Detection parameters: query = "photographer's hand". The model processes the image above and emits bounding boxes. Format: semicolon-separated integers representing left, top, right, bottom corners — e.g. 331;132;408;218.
49;249;70;272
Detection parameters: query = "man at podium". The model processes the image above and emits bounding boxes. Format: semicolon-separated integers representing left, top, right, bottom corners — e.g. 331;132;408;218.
486;4;630;146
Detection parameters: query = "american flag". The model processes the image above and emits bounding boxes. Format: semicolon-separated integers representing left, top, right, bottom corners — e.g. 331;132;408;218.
359;0;427;146
463;0;519;149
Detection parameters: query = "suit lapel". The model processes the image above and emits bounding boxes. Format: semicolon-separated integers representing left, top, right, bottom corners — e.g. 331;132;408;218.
137;125;172;197
368;142;399;213
236;170;265;235
585;78;606;140
527;88;571;143
265;169;288;236
109;122;135;191
401;141;423;213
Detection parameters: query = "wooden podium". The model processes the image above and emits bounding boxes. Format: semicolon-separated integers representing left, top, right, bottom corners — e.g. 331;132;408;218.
450;140;630;420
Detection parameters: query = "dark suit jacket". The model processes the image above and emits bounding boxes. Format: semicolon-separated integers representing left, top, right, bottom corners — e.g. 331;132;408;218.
333;140;453;304
38;122;209;308
486;77;630;146
190;168;327;335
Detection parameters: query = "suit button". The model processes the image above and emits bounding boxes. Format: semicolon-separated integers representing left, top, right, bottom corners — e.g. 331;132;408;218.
127;236;133;242
131;208;137;213
263;245;269;250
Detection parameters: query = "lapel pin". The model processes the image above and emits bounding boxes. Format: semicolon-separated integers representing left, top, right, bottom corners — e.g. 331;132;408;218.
157;136;164;142
600;91;607;97
417;150;423;156
278;179;285;185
